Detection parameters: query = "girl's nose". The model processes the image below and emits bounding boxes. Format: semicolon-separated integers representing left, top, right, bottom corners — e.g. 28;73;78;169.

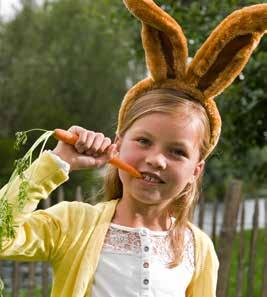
145;153;167;170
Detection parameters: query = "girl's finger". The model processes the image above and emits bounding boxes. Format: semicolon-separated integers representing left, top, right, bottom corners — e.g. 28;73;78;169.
84;131;95;151
95;144;118;167
75;131;89;154
107;144;118;160
89;133;105;153
96;144;118;164
86;137;111;157
74;155;98;170
99;137;112;154
68;125;86;137
68;126;88;153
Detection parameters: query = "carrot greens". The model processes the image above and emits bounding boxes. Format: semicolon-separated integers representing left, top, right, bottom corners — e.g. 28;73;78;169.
0;129;54;248
0;129;55;294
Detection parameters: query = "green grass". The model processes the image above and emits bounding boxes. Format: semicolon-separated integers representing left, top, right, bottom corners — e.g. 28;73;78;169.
4;287;51;297
228;228;265;297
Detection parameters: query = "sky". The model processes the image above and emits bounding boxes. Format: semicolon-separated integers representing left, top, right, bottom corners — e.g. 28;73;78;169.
0;0;44;20
0;0;22;20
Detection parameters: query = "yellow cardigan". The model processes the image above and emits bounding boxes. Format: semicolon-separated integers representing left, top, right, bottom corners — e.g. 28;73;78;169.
0;152;219;296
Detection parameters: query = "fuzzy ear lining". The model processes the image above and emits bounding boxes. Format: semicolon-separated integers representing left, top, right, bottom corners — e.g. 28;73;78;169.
158;30;176;78
142;24;177;80
123;0;188;80
186;4;267;98
197;33;254;91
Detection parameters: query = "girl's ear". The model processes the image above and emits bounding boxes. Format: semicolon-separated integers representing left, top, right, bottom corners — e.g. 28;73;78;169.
114;134;122;151
123;0;188;81
185;4;267;98
189;160;205;184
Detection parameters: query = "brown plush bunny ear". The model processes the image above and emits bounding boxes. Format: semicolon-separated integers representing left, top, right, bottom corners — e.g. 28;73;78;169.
186;4;267;99
123;0;188;81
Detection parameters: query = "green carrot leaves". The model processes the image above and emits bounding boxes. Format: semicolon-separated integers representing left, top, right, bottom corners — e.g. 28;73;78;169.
14;131;28;151
0;129;54;297
0;129;54;249
0;129;55;295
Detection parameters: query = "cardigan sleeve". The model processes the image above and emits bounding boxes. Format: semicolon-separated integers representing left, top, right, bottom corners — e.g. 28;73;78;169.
0;152;69;261
199;237;219;296
186;227;219;297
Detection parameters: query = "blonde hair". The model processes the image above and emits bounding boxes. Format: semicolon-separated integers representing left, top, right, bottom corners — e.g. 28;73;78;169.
104;89;211;268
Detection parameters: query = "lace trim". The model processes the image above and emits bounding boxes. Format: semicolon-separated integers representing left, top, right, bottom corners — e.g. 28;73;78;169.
102;224;195;271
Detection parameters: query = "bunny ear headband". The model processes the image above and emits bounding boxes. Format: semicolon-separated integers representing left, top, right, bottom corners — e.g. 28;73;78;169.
117;0;267;158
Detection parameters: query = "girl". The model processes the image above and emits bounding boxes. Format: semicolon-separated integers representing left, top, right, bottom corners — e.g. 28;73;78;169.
1;1;266;296
1;89;218;297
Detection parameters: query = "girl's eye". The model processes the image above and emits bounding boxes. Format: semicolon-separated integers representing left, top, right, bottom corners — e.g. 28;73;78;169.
136;138;151;146
171;148;186;158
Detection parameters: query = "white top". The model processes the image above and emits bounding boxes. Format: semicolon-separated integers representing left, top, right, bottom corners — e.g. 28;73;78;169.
47;151;195;296
91;223;195;297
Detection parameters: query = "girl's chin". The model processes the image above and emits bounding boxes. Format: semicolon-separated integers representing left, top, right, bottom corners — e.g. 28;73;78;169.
132;196;163;206
129;187;164;204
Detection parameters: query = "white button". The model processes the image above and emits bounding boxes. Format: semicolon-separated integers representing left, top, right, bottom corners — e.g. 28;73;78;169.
143;262;149;268
143;279;149;285
144;246;149;252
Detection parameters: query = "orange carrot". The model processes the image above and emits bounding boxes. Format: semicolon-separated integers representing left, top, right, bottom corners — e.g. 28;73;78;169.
108;157;142;178
54;129;78;145
54;129;142;178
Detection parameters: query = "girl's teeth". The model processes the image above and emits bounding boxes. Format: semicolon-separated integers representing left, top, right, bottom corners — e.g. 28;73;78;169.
144;175;160;183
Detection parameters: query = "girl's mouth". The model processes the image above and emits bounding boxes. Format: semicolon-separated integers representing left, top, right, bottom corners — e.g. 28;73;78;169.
140;172;165;184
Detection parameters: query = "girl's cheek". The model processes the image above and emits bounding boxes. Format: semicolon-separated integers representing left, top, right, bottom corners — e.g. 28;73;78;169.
122;152;140;166
118;170;128;186
119;143;142;165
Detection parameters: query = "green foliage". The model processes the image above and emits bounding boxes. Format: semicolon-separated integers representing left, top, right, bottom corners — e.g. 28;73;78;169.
0;0;140;134
0;279;3;297
0;138;17;185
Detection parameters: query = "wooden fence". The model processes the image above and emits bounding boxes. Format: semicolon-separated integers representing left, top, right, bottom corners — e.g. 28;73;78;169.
0;180;266;297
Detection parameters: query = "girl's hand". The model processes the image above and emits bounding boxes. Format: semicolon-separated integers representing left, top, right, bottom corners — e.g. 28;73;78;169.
53;126;117;172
